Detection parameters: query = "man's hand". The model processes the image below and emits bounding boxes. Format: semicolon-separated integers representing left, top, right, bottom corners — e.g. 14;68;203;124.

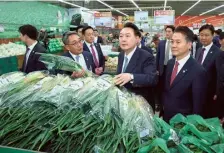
114;73;132;86
213;95;217;101
71;69;85;78
95;67;103;75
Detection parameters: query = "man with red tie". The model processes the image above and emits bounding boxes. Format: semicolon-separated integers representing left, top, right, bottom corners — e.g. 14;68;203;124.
82;26;105;75
196;24;221;118
161;26;208;122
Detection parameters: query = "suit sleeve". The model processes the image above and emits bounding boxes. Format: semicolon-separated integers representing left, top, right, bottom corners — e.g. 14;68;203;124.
133;55;157;86
35;45;47;71
156;43;160;71
88;54;96;73
192;68;208;115
98;45;105;68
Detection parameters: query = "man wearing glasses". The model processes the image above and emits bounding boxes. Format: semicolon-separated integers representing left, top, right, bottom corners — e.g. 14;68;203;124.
61;31;95;78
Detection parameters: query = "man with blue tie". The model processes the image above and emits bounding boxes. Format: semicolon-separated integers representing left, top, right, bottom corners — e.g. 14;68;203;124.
196;24;221;118
162;26;208;122
114;22;157;110
82;26;105;75
60;31;95;78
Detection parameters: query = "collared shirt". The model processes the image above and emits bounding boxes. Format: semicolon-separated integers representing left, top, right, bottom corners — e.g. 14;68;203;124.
165;39;173;60
192;42;197;58
69;51;88;70
94;37;98;43
202;42;213;64
165;39;173;61
175;53;191;75
26;41;38;64
122;46;137;72
220;46;224;51
84;41;99;62
138;43;142;48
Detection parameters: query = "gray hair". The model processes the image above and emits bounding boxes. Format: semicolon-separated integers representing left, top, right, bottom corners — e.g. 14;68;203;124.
62;31;78;45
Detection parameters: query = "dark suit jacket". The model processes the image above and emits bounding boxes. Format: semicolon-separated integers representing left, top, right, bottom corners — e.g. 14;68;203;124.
195;45;221;103
22;42;47;73
60;51;95;76
96;36;103;44
156;40;167;76
83;42;105;68
117;47;157;104
216;51;224;118
162;56;208;122
141;45;153;55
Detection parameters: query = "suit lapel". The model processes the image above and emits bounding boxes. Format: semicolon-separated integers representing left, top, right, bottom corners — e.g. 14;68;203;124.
94;43;101;59
195;47;202;61
117;52;124;74
125;48;139;73
82;52;90;70
202;45;215;68
83;42;90;52
25;44;37;72
170;57;194;89
66;51;75;61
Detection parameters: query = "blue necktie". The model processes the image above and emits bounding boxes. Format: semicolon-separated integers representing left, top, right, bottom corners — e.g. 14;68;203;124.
122;56;129;73
75;55;80;64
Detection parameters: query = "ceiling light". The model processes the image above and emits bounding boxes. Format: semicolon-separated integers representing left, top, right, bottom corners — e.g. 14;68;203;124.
130;0;142;11
181;0;201;16
115;9;129;16
164;0;167;10
219;12;224;15
96;0;129;16
96;0;114;9
58;0;89;10
199;5;224;16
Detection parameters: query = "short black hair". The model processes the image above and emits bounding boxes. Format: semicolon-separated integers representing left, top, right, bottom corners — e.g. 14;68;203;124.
139;29;143;32
18;24;38;40
123;22;140;36
220;32;224;40
215;29;222;35
174;26;194;42
193;34;199;41
82;26;94;35
76;25;84;32
165;25;175;32
199;24;215;35
93;29;98;32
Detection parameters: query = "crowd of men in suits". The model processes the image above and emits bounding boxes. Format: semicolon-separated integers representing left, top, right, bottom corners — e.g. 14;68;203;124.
18;23;224;124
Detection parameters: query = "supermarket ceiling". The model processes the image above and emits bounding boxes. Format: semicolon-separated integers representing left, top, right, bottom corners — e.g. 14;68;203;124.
50;0;224;16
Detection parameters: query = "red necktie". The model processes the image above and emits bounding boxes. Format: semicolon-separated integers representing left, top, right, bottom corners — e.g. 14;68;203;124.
197;48;205;64
170;61;179;86
90;44;99;68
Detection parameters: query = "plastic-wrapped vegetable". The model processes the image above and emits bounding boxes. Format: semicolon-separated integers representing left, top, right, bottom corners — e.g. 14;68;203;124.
211;143;224;153
178;136;213;153
0;71;25;88
38;53;93;77
169;114;188;131
137;138;170;153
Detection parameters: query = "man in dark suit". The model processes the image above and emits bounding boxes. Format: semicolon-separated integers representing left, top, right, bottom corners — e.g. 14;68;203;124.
75;25;84;42
114;22;157;110
93;29;103;44
162;26;207;122
156;25;175;77
19;24;47;73
60;31;95;77
216;51;224;121
196;24;221;118
82;26;105;75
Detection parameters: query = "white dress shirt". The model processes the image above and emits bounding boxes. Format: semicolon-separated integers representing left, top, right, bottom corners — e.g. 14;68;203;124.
192;42;197;58
165;39;173;60
94;37;98;43
122;46;137;72
25;41;37;64
202;42;213;64
175;53;191;75
84;41;99;62
69;52;88;70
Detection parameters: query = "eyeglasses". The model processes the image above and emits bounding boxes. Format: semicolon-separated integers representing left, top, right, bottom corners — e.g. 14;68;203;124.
67;40;82;46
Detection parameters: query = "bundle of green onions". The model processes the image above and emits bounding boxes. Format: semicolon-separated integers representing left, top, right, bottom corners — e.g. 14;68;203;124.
38;53;93;77
0;72;155;153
